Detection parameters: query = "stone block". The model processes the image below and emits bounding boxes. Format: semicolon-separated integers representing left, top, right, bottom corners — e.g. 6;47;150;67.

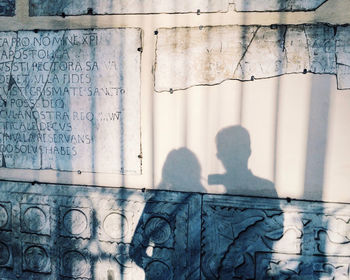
0;182;201;280
154;26;257;91
22;243;51;273
59;206;91;239
155;24;350;92
1;181;350;279
0;202;11;231
233;0;328;11
20;203;51;236
0;28;142;174
336;26;350;89
201;195;350;279
0;0;15;16
60;246;91;278
256;253;350;279
29;0;229;16
0;233;13;268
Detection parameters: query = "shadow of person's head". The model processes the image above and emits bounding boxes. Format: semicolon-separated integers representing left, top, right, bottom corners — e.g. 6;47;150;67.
211;125;277;197
158;147;205;192
216;125;251;171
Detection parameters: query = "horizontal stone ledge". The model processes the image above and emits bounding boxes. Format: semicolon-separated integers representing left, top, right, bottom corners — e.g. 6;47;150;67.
29;0;229;16
154;24;350;92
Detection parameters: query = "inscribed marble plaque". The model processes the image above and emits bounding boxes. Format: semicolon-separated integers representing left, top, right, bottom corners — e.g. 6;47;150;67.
0;29;142;174
29;0;229;16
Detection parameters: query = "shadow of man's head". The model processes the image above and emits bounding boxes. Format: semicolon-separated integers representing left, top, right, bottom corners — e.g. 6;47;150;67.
210;125;277;197
216;125;251;172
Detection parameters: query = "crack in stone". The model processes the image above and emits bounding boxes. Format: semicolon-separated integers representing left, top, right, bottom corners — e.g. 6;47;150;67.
156;24;350;93
337;62;350;68
233;27;259;79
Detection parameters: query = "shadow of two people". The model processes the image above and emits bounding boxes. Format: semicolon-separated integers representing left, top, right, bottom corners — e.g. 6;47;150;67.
130;125;279;279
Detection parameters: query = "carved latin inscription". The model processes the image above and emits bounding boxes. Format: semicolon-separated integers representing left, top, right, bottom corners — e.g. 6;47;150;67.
0;29;141;174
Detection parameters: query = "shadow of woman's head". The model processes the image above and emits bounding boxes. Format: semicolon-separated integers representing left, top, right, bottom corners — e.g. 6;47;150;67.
159;147;205;192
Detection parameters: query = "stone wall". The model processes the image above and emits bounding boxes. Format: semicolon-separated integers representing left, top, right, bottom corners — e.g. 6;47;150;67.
0;182;350;279
0;0;348;202
0;0;350;279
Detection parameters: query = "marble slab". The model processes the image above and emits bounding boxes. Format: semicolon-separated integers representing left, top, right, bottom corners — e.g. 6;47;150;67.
29;0;229;16
154;24;350;92
0;28;142;174
0;182;201;280
1;181;350;279
201;194;350;279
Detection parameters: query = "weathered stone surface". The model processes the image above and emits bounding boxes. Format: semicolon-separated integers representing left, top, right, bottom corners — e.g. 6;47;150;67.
0;0;15;16
234;25;309;80
201;195;350;279
154;24;350;92
155;26;257;91
233;0;328;11
336;26;350;89
256;254;350;279
304;25;336;74
0;182;201;280
29;0;229;16
1;181;350;279
0;29;141;174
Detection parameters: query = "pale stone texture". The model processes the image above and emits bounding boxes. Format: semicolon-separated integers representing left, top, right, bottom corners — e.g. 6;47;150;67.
0;29;142;174
0;0;15;16
233;0;328;11
154;24;350;92
304;25;336;74
155;26;257;91
29;0;229;16
0;181;350;279
336;26;350;89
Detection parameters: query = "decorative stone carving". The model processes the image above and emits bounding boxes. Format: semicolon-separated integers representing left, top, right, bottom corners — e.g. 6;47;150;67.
22;243;51;273
0;242;10;266
201;195;350;279
145;260;172;280
0;181;349;279
60;249;91;278
0;233;13;270
102;212;129;240
0;202;11;231
60;207;91;238
256;253;350;279
20;204;50;235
